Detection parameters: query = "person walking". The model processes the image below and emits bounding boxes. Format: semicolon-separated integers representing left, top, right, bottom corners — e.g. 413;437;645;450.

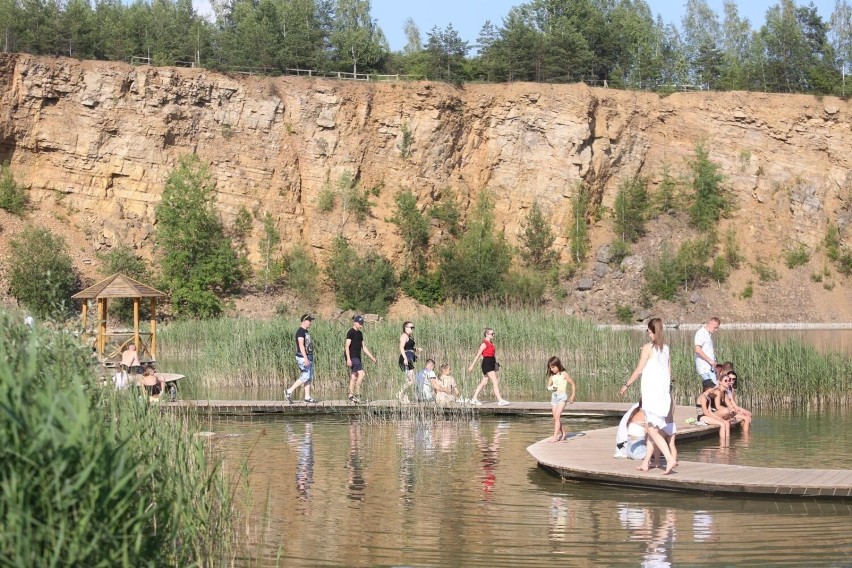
545;356;576;442
620;318;677;475
467;328;509;406
396;321;420;403
286;314;317;404
694;317;721;387
346;315;377;404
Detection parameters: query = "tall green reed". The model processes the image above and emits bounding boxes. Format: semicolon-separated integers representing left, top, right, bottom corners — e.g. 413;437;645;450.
158;308;851;408
0;312;233;566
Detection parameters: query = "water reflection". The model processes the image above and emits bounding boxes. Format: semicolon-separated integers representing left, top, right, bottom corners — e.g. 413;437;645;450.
212;416;852;567
347;423;365;501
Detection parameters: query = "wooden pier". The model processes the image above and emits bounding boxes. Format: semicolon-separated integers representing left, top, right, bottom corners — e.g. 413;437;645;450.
528;404;852;499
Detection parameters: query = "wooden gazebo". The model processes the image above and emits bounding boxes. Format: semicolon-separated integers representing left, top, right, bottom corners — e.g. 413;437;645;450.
72;274;167;361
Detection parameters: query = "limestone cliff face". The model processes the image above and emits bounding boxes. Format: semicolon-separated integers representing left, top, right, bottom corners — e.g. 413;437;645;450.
0;53;850;320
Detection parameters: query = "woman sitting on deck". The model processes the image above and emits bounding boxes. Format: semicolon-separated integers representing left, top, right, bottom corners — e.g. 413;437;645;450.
614;402;647;460
696;380;732;442
718;366;752;433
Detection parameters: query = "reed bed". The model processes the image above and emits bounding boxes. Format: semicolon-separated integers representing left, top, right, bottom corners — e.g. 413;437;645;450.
0;312;234;566
158;308;851;409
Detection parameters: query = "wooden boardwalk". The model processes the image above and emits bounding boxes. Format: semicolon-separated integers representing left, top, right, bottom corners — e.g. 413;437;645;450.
528;404;852;499
169;399;634;418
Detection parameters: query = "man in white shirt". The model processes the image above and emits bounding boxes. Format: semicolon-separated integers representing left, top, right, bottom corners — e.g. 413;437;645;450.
694;317;721;387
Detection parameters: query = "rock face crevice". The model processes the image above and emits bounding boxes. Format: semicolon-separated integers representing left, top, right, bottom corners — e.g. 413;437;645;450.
0;54;850;320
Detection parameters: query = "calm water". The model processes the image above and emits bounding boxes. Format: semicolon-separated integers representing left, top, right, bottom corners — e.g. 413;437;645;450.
210;414;852;567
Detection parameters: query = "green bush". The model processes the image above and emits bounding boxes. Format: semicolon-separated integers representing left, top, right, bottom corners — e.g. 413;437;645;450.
155;155;244;318
326;237;398;314
519;200;558;270
785;243;810;268
438;192;512;300
429;188;462;237
824;222;852;276
317;186;336;212
688;143;727;231
399;123;413;158
497;268;547;306
609;239;631;266
8;226;78;319
723;228;743;269
0;163;28;216
338;172;372;225
741;281;754;299
401;270;444;307
654;164;679;215
613;175;650;242
97;244;149;323
0;312;232;565
283;245;320;304
644;236;713;300
711;256;730;282
752;258;780;282
615;304;634;323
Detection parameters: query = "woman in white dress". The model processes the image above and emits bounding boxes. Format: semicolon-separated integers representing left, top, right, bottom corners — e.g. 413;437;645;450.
619;318;677;475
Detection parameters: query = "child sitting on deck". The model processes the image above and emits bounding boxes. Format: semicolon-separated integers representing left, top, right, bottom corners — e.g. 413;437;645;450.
431;363;460;405
696;379;732;442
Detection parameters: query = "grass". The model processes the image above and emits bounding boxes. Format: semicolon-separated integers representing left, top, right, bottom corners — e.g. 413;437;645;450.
0;311;234;566
157;307;851;409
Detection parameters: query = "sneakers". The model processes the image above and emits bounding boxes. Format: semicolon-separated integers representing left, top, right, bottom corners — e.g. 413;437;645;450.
304;397;318;404
497;399;510;406
285;390;293;404
469;398;482;405
348;395;360;404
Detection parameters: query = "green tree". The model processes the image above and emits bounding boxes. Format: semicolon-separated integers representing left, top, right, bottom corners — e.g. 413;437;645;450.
428;187;461;236
425;23;469;81
0;163;28;215
831;0;852;94
438;192;512;300
568;183;591;263
326;236;397;314
330;0;387;75
681;0;722;87
97;244;148;323
613;176;650;242
688;143;726;231
518;200;557;270
8;226;78;319
258;211;282;293
389;189;429;272
155;155;243;318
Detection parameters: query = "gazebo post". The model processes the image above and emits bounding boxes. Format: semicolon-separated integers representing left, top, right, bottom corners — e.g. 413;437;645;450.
133;298;140;353
81;301;88;332
95;299;103;357
101;298;109;356
150;298;157;360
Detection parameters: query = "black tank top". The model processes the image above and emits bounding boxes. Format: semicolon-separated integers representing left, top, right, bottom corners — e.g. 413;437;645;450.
403;335;415;352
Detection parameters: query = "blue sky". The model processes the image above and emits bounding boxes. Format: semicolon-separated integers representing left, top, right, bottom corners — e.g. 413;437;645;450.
371;0;837;52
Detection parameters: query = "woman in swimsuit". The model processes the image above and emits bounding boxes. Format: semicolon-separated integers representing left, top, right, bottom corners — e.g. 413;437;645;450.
396;321;420;402
696;380;731;442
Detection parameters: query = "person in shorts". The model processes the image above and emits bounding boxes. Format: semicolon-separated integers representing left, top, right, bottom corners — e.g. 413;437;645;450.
286;314;318;404
345;315;377;403
694;317;721;387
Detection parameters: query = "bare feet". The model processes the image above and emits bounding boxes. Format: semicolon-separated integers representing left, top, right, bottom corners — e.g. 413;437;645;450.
547;434;561;443
662;465;676;475
636;464;650;472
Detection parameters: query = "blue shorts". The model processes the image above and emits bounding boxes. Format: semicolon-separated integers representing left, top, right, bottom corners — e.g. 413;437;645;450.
349;357;363;373
699;371;717;387
551;392;568;405
296;356;314;384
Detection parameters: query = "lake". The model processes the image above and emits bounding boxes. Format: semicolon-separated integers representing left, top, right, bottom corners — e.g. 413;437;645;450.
211;413;852;567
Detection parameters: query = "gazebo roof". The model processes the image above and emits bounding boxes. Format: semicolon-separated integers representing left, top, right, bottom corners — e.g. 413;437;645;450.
72;273;167;300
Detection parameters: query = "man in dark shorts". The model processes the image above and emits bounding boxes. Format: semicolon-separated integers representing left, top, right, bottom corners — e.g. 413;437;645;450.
286;314;317;404
345;315;377;403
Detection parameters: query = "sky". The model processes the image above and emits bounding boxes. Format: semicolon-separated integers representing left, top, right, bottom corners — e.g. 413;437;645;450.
370;0;838;52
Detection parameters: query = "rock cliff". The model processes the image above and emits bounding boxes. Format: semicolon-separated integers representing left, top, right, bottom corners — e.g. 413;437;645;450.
0;53;849;322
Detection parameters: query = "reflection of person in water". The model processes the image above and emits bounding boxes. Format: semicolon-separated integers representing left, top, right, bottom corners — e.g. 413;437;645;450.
548;496;577;543
347;422;366;501
295;423;314;501
473;421;507;497
618;504;677;567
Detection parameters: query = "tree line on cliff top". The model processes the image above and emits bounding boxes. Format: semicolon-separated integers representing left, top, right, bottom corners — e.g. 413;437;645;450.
3;0;852;95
